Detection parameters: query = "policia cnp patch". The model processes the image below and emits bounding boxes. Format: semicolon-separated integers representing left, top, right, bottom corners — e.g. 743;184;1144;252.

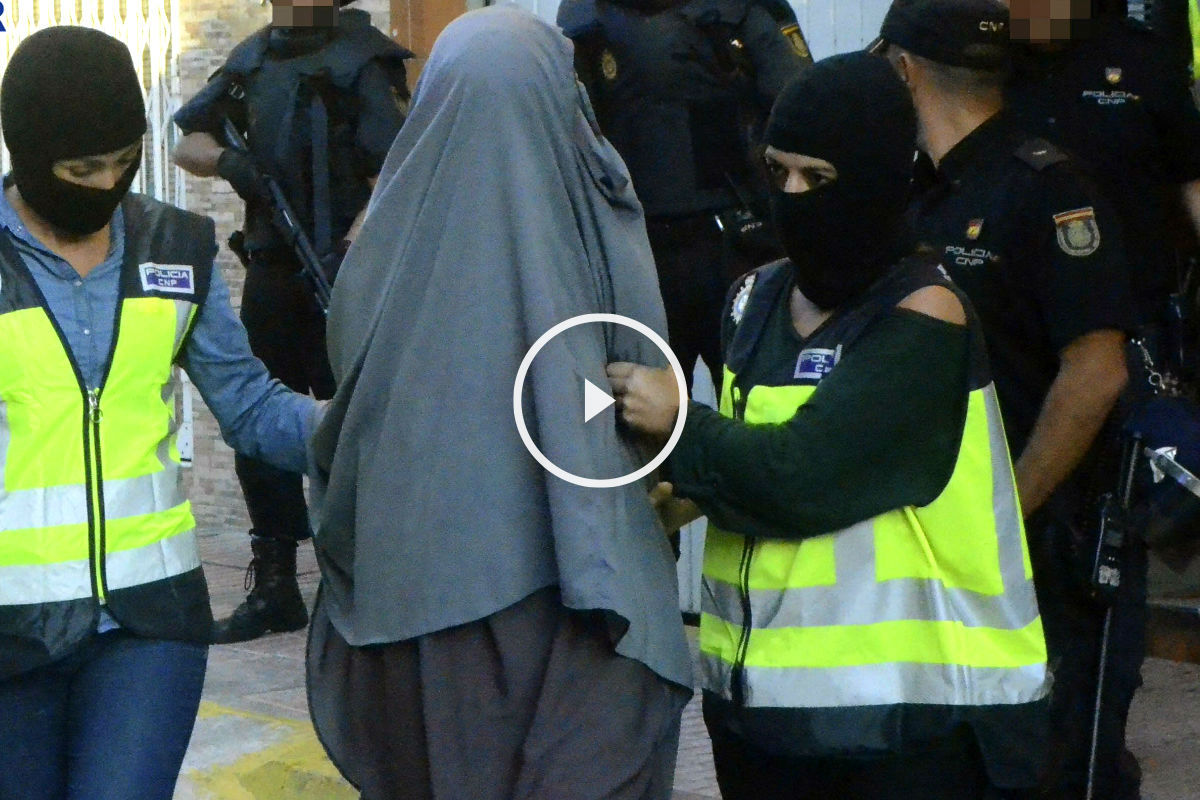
1053;207;1101;257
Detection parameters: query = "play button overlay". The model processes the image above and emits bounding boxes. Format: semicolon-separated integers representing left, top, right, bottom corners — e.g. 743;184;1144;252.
583;378;616;423
513;313;688;489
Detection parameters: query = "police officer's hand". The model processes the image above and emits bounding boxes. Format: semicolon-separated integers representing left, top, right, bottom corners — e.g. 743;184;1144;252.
606;362;681;439
649;481;702;534
215;148;268;203
172;132;226;178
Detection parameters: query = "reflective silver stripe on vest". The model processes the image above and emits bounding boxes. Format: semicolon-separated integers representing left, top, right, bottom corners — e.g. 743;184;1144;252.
702;384;1035;632
0;484;89;532
983;384;1027;602
106;527;200;591
156;299;195;471
700;650;1048;708
0;560;91;604
0;527;200;603
104;465;186;522
702;561;1039;632
172;300;195;358
158;380;175;470
0;471;187;533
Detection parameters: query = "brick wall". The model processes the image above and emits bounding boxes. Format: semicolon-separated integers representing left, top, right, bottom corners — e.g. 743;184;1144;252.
177;0;391;528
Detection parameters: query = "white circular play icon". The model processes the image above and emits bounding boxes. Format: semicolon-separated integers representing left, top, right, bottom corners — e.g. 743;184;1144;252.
512;313;688;489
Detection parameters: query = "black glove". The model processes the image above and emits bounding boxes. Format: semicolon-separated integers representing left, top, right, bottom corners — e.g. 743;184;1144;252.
319;239;351;284
216;148;267;203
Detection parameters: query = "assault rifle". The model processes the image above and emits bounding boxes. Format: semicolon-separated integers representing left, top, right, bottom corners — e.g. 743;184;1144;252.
221;117;332;315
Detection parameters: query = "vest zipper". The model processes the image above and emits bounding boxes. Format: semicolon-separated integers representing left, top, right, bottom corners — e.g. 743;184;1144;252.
731;535;755;707
732;385;748;422
1;232;129;612
84;388;108;602
729;383;754;707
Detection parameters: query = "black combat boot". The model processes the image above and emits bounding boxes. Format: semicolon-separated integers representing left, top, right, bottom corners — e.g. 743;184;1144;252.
211;534;309;644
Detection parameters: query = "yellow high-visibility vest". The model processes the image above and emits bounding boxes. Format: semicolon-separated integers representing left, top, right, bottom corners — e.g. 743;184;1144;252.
0;195;215;677
699;265;1048;719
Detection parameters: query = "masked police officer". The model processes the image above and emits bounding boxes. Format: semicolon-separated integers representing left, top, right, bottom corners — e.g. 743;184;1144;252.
557;0;810;394
172;0;411;643
880;1;1139;797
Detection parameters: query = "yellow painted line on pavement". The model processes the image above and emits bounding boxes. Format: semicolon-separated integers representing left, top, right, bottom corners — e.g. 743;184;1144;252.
184;701;357;800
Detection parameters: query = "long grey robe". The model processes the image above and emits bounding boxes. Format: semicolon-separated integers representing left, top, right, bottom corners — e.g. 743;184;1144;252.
309;4;692;690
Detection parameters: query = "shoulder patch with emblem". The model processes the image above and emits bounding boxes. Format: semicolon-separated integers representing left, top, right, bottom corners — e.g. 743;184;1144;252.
1014;138;1068;171
779;23;811;60
730;273;756;325
966;218;984;240
1053;207;1101;257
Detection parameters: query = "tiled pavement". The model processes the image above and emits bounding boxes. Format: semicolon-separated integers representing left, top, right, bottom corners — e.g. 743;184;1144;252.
179;526;1200;800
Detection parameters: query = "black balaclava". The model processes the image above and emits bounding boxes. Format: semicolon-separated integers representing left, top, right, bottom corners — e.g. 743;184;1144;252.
764;51;917;310
1;27;146;236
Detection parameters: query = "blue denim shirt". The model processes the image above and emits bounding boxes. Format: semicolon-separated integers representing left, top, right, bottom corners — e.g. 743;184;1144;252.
0;190;319;473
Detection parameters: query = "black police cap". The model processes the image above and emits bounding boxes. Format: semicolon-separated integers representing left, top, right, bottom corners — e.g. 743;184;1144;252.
876;0;1009;70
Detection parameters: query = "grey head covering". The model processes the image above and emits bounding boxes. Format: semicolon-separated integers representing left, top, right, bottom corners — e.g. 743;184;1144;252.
311;4;691;689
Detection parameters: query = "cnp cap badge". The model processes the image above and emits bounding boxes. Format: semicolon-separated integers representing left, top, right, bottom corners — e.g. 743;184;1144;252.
1105;67;1122;85
966;219;984;240
1053;207;1101;257
600;49;618;81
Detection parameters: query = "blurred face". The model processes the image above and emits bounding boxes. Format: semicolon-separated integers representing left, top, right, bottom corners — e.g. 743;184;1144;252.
51;142;141;190
1009;0;1091;43
762;147;838;194
272;0;337;28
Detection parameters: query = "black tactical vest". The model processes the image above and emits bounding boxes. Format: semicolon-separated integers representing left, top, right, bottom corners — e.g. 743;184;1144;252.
204;10;408;251
562;0;776;217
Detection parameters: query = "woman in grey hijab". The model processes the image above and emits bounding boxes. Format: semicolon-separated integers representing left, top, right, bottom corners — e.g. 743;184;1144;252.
305;6;693;799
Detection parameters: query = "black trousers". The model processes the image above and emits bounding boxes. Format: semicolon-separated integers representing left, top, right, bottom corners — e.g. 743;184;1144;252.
645;214;755;395
704;704;1013;800
235;257;335;543
308;586;688;800
1028;518;1147;800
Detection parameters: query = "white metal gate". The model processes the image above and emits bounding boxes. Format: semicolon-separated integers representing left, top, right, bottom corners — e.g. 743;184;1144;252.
0;0;186;208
